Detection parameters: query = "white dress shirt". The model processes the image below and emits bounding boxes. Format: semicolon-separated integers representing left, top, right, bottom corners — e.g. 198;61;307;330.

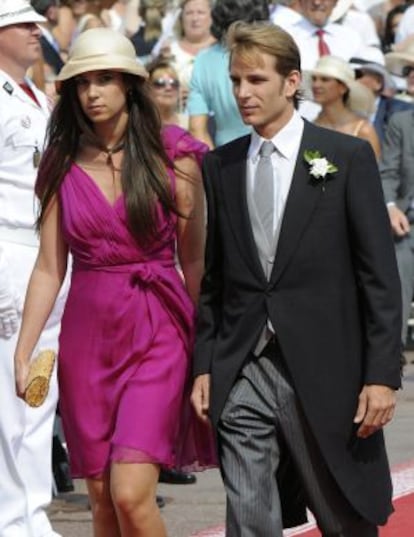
270;5;303;30
288;18;365;70
395;5;414;43
338;9;381;49
248;111;304;246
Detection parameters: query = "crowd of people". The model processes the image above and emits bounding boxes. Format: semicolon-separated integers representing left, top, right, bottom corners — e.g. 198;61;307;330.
1;0;414;536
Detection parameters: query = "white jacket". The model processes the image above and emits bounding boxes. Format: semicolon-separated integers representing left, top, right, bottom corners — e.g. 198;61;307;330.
0;70;50;337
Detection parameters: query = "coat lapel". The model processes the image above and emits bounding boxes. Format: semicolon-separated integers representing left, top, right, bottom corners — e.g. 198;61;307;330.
220;136;267;281
270;122;324;286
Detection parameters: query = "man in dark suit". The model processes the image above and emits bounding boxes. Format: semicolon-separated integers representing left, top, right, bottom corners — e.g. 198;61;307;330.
380;109;414;351
191;21;402;537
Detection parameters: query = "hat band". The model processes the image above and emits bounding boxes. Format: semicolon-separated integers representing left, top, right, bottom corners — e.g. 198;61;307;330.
0;7;35;20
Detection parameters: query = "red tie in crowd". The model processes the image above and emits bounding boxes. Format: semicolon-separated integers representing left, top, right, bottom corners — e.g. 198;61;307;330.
316;29;331;56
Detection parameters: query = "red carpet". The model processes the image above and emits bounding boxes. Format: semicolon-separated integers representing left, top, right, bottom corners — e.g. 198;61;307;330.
191;461;414;537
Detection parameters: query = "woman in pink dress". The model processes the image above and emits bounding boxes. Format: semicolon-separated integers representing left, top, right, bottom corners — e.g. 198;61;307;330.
14;27;215;537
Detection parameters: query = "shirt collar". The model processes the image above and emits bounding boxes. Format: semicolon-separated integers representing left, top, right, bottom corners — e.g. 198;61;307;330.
249;110;304;162
295;17;335;35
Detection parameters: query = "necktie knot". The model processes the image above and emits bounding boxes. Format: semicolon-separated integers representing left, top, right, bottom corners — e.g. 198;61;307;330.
259;140;275;158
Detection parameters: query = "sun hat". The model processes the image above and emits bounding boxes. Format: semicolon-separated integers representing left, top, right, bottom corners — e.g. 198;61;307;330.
385;41;414;77
56;28;148;89
309;55;375;117
350;58;396;93
0;0;46;28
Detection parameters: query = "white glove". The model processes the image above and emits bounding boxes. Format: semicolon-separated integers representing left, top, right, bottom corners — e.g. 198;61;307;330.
0;250;20;339
0;302;19;339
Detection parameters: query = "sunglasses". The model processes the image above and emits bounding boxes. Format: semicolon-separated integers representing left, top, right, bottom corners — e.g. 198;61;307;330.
402;65;414;77
151;77;180;89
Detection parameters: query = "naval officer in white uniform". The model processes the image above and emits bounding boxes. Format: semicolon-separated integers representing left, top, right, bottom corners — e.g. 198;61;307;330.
0;1;68;535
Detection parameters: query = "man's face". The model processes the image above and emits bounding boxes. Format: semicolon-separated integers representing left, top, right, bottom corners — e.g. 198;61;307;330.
46;2;60;26
230;50;301;139
0;23;42;71
356;70;383;96
406;67;414;97
299;0;337;28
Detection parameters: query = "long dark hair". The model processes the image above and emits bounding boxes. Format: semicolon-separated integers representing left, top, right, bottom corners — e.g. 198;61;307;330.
36;73;176;245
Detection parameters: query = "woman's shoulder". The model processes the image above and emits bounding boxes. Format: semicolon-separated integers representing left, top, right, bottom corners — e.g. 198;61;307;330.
162;124;209;166
352;117;375;137
169;40;193;60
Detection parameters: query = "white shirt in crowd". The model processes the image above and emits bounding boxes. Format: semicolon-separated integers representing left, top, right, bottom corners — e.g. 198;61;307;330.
286;17;366;70
395;4;414;43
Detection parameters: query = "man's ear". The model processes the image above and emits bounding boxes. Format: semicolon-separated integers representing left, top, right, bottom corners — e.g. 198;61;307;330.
285;70;302;99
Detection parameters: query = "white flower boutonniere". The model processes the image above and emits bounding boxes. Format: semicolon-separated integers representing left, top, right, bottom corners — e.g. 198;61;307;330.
304;150;338;190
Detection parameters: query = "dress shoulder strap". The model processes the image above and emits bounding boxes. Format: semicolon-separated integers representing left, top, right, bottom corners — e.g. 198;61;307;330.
352;119;365;137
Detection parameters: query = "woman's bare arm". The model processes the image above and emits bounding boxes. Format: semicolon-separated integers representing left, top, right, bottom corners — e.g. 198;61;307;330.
14;196;68;396
175;156;206;304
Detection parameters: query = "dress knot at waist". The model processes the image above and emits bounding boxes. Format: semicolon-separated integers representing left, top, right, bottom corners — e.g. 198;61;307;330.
130;264;162;286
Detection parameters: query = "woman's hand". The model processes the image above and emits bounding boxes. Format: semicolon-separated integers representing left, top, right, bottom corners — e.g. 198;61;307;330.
15;358;30;400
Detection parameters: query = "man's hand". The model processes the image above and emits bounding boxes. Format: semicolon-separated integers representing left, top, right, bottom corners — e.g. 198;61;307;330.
353;384;396;438
388;205;410;237
0;301;19;339
191;374;211;422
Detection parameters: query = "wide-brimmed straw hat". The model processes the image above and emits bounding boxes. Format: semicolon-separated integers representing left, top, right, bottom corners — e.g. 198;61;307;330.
309;55;375;117
350;58;396;93
0;0;45;28
56;28;148;89
385;41;414;77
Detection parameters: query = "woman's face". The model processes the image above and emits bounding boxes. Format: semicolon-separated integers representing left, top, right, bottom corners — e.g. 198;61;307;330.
390;12;404;38
75;70;129;126
181;0;212;42
149;67;180;112
70;0;88;17
311;75;347;105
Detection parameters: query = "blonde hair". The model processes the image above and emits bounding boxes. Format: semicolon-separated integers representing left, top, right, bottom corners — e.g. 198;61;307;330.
175;0;213;38
227;21;302;106
139;0;168;42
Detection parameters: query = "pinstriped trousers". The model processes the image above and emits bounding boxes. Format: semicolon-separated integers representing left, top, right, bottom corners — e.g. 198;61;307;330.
217;339;378;537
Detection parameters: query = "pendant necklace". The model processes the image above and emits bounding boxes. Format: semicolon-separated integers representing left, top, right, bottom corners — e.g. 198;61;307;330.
102;140;125;168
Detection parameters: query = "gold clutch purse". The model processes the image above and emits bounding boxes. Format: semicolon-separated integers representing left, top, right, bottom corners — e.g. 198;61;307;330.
24;350;56;408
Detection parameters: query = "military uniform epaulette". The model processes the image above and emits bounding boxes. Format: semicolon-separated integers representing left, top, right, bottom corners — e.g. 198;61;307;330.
2;81;13;95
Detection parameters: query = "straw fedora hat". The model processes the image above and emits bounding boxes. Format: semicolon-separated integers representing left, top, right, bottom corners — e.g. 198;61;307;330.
56;28;148;88
309;55;375;117
385;41;414;77
0;0;45;28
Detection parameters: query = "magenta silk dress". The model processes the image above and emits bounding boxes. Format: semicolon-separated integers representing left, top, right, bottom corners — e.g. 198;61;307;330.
57;125;215;478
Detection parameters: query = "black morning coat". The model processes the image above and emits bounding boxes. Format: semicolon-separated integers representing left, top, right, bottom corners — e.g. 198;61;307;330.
193;121;402;528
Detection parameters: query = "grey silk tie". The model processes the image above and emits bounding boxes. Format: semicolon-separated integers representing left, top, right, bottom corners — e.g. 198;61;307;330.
254;141;275;244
